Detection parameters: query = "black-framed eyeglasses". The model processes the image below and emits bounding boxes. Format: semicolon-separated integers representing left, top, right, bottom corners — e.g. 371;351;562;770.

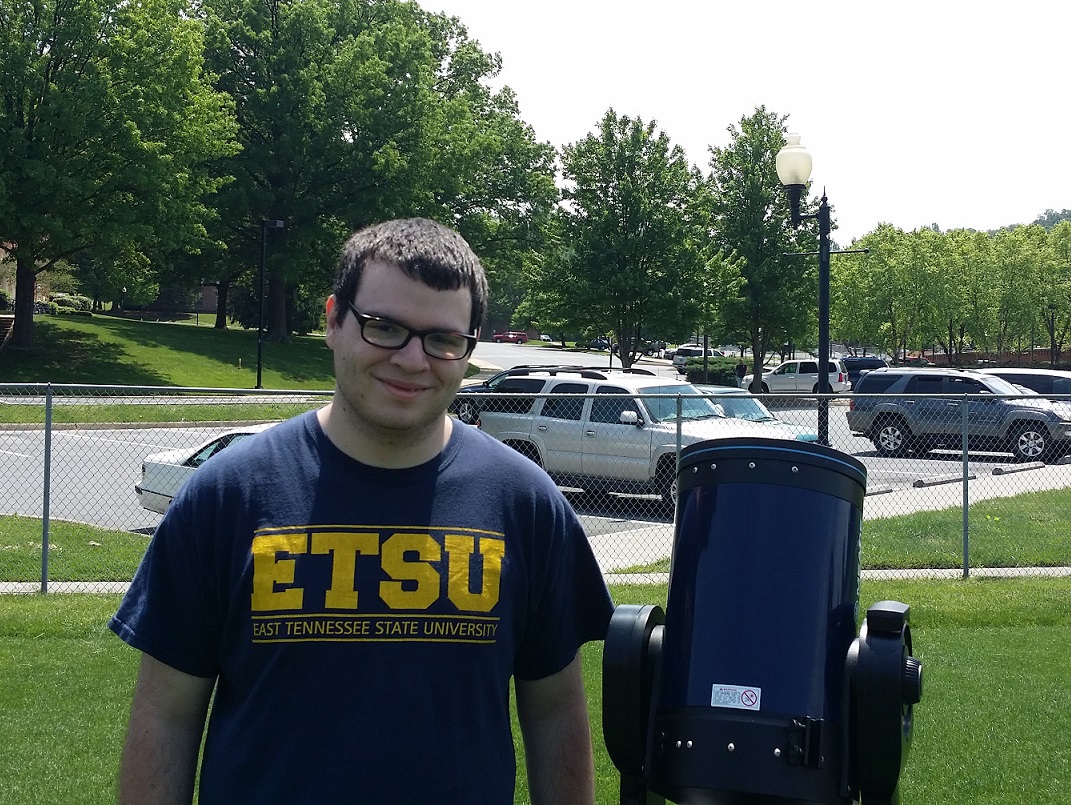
345;301;477;360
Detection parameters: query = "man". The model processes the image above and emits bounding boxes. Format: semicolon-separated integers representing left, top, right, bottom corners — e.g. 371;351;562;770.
735;360;747;388
110;218;614;804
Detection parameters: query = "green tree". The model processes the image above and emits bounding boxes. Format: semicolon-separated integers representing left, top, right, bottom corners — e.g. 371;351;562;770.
549;110;709;368
0;0;238;348
200;0;556;339
705;107;813;384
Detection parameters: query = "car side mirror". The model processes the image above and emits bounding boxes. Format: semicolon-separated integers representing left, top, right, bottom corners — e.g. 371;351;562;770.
619;411;641;426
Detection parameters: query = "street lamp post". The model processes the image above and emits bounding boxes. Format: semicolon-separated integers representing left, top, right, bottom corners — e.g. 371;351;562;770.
776;134;866;446
257;219;286;389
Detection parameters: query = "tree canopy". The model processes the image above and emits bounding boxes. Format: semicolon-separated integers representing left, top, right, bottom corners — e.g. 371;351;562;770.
534;110;713;367
198;0;557;339
705;106;815;378
0;0;238;347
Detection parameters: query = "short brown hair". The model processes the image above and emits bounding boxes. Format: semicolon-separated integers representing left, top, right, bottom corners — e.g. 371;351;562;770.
333;218;487;333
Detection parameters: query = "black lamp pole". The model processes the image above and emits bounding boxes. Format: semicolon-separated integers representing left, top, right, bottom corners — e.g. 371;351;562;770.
777;135;866;447
257;219;285;389
817;193;832;444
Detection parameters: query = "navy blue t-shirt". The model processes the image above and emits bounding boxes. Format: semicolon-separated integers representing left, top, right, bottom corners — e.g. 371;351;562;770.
110;413;614;803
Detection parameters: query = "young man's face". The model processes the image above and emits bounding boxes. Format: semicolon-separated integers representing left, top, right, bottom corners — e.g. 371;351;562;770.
325;258;474;440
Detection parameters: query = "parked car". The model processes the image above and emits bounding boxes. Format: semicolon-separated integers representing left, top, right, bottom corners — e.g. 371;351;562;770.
492;331;528;344
672;346;725;373
743;359;851;393
841;356;889;388
696;385;818;441
978;367;1071;396
539;333;553;341
847;367;1071;461
587;337;612;351
663;343;700;361
135;423;276;513
451;364;595;424
474;369;794;506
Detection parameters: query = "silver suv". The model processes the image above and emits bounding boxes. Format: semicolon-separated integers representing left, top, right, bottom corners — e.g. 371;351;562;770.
471;369;793;504
847;367;1071;461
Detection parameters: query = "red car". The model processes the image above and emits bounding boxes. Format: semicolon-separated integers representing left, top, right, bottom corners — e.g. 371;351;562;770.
492;331;528;344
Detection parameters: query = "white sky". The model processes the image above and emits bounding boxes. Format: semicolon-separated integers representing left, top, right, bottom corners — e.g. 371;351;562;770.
423;0;1070;243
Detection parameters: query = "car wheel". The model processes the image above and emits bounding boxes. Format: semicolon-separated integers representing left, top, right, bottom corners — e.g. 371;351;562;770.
872;416;912;457
509;442;542;469
1010;423;1049;462
493;337;502;343
655;456;677;510
812;383;820;394
457;400;478;424
760;382;770;394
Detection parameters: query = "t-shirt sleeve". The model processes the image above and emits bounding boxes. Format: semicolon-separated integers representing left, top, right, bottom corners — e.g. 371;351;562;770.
512;492;614;681
109;480;223;679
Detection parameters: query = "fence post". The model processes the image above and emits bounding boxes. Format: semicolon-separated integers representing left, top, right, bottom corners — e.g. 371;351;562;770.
961;397;970;579
40;383;53;594
676;395;683;466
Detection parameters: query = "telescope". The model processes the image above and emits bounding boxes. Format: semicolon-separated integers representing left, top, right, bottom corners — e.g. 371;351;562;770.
604;438;922;804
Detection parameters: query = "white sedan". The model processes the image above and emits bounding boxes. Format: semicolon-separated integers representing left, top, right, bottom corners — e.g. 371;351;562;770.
135;423;276;514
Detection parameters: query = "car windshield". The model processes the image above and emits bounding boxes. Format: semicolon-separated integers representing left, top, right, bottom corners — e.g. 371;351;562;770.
642;385;724;422
980;375;1027;395
711;395;777;422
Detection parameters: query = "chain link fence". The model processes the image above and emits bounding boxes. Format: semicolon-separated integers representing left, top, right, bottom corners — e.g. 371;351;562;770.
3;383;1070;593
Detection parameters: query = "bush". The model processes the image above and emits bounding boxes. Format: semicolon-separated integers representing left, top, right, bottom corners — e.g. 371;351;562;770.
682;356;739;386
54;305;93;317
49;293;92;312
0;289;9;310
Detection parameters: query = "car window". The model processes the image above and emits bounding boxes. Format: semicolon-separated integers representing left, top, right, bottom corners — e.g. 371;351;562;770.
854;373;902;393
539;382;588;420
800;361;818;373
643;384;720;422
187;434;244;468
591;387;642;423
480;378;546;414
489;377;546;393
948;377;989;394
776;364;796;375
903;375;945;394
715;395;770;421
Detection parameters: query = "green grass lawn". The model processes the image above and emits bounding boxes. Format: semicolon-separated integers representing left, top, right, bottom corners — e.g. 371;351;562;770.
1;577;1068;804
0;314;478;423
0;314;335;389
4;489;1071;585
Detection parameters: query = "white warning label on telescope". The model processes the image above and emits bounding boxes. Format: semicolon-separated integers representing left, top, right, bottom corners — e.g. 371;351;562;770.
711;684;762;711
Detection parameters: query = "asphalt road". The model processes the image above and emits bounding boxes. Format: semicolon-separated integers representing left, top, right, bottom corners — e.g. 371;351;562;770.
0;340;1038;535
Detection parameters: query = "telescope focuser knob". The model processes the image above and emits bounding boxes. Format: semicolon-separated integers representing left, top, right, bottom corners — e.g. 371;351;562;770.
903;656;923;706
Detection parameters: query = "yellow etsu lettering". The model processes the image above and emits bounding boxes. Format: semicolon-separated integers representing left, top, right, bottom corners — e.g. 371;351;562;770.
251;533;307;611
379;533;441;610
310;531;379;609
249;528;507;613
444;535;503;612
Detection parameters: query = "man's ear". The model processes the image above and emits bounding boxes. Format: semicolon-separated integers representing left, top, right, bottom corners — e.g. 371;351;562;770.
324;295;339;347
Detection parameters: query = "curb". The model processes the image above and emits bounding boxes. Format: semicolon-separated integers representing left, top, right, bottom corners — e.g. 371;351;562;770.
992;461;1045;475
913;472;977;488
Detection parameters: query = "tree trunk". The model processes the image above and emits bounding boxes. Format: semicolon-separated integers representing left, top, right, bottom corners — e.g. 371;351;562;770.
214;280;230;329
9;254;38;349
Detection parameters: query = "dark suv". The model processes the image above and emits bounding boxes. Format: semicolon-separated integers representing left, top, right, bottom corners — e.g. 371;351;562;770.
847;367;1071;461
841;356;888;388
